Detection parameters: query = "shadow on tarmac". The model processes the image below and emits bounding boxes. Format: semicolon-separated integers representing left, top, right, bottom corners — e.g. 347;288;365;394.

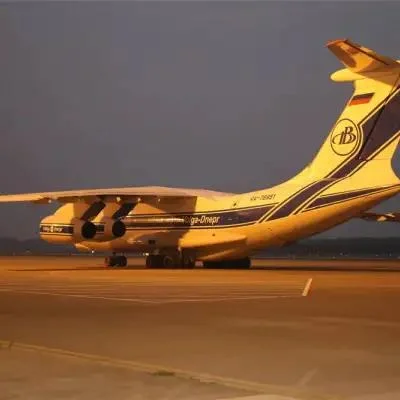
8;265;400;273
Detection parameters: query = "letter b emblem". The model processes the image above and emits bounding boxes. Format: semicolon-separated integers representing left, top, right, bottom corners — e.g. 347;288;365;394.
330;119;360;156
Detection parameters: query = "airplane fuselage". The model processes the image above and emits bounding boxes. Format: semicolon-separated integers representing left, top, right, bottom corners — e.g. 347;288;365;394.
75;177;400;261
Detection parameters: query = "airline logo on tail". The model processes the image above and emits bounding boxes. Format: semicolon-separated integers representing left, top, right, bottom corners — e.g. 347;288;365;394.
330;119;360;156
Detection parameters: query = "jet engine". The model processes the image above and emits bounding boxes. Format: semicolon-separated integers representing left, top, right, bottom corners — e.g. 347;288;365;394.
92;217;126;241
40;215;97;245
39;201;132;245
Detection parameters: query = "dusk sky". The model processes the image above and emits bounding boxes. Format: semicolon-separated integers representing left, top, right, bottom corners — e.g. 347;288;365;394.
1;2;400;239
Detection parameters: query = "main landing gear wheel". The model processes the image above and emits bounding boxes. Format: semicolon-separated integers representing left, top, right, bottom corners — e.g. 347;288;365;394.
203;257;251;269
105;255;127;267
146;255;167;269
181;257;195;269
145;254;196;269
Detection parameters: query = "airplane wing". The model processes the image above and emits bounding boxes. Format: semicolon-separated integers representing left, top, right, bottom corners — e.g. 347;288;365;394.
358;212;400;222
0;186;234;204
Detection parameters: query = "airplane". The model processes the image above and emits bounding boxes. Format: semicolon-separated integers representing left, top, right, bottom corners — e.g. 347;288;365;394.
0;38;399;269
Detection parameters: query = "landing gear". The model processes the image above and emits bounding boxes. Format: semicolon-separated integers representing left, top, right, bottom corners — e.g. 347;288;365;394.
181;253;196;269
145;252;195;269
105;254;127;267
203;257;251;269
145;254;168;269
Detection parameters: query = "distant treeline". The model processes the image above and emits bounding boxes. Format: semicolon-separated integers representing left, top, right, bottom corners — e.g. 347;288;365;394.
0;237;398;258
0;238;75;255
256;237;400;259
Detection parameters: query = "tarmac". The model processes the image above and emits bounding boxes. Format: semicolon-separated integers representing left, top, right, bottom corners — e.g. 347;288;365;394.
1;256;400;400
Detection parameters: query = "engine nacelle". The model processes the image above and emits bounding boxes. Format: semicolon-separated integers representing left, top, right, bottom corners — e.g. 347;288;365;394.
40;215;97;245
93;217;126;242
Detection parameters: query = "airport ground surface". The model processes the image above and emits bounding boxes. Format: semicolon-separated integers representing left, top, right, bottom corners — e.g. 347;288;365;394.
1;257;400;400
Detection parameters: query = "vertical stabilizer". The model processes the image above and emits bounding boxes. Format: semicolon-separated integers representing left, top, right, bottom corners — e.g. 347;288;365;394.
307;39;400;186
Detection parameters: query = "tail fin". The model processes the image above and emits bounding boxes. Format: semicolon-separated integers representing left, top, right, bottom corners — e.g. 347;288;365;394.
308;39;400;186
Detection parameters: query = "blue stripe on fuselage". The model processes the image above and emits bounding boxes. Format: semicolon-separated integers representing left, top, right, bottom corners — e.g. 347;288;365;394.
124;204;275;229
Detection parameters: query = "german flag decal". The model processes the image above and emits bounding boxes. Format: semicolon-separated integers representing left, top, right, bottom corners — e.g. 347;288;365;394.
349;92;374;106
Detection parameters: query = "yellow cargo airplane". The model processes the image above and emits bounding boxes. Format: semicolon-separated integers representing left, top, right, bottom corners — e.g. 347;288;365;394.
1;39;399;268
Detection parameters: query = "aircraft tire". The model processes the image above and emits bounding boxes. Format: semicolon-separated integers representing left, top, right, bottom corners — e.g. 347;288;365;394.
180;252;195;269
118;255;127;267
146;254;195;269
105;255;127;267
146;255;165;269
162;255;175;268
105;256;115;268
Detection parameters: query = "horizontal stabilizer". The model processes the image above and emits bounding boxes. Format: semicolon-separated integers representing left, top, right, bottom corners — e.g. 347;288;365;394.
327;39;399;74
358;212;400;222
